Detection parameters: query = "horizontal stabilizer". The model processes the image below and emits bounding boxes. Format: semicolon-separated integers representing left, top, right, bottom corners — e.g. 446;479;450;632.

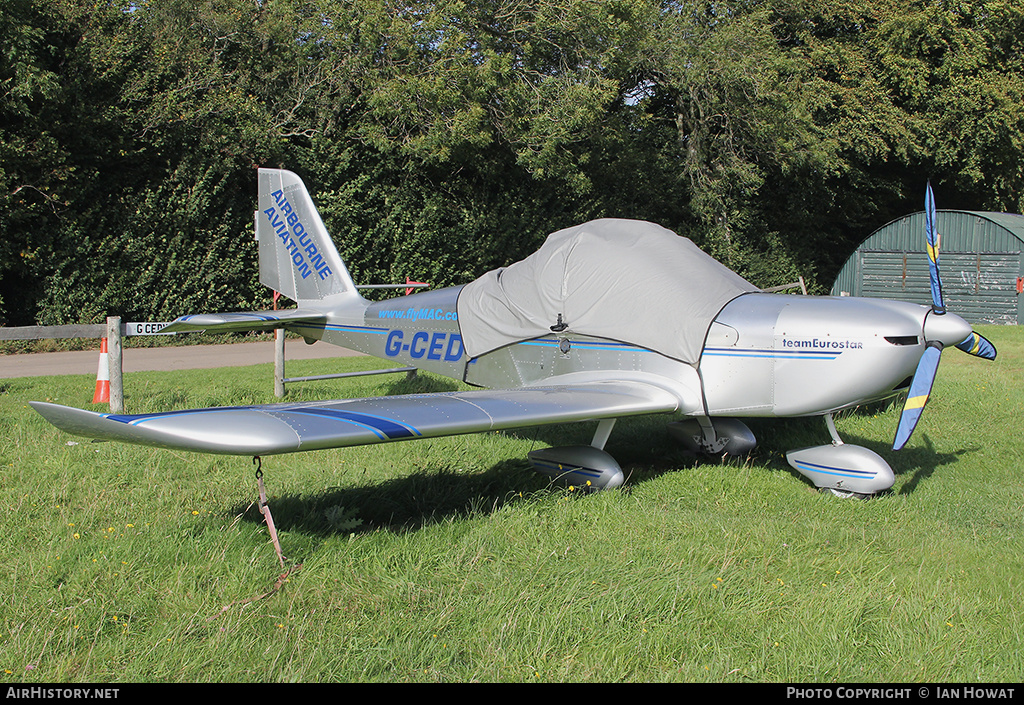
161;308;328;334
31;381;681;456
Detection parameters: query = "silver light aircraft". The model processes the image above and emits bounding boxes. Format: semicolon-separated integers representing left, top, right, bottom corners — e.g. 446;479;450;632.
32;171;997;497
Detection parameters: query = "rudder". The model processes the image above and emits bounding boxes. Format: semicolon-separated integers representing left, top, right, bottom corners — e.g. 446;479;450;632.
256;168;358;303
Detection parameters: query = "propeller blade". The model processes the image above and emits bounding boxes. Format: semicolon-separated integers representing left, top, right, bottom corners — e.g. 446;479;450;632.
955;331;997;360
925;181;945;314
893;343;943;451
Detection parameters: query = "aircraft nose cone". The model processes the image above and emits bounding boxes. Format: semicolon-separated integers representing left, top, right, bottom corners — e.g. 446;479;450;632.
923;310;973;348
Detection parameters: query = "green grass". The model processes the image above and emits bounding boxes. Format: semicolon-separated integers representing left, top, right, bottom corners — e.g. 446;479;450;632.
2;326;1022;682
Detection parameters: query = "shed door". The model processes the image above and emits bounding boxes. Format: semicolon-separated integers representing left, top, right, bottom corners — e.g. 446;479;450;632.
859;250;1019;325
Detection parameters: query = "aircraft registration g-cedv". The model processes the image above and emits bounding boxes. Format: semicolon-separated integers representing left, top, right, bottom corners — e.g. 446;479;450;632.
31;171;997;498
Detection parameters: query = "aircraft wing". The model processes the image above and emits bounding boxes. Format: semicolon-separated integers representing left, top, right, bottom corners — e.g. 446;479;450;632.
30;380;683;456
160;308;327;334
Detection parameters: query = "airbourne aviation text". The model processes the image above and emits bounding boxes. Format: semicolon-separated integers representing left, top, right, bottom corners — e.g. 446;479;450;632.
263;189;334;282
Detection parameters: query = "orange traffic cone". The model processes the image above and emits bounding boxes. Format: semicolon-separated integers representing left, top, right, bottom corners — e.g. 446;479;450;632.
92;338;110;404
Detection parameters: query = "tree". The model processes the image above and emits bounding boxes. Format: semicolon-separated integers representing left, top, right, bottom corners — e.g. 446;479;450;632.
0;0;84;325
872;0;1024;212
4;0;1022;325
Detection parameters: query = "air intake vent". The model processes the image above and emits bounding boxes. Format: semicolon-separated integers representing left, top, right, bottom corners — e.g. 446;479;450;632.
884;336;919;346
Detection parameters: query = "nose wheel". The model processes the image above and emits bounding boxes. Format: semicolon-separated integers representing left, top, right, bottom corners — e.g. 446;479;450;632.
825;486;872;500
786;413;894;498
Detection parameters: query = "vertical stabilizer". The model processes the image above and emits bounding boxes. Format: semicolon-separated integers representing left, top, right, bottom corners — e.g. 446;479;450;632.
256;168;358;303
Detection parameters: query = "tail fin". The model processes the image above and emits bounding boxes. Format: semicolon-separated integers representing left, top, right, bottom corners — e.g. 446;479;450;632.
256;168;359;303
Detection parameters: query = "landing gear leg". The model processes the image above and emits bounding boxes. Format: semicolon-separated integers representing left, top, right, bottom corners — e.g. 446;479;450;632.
825;413;843;446
591;418;616;450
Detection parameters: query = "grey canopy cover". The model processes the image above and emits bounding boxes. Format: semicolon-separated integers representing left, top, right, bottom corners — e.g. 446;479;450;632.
456;219;757;364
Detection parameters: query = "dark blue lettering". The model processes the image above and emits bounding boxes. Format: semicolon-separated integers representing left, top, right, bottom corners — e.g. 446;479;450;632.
427;332;445;360
385;330;403;356
444;334;463;362
409;331;429;359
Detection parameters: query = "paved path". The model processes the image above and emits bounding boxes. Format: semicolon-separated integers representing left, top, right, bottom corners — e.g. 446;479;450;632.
2;340;366;378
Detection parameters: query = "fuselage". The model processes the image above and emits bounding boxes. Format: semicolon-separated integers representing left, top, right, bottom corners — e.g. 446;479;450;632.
290;288;970;420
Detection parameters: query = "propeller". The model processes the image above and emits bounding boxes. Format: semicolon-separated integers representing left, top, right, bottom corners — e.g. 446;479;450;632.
892;182;998;451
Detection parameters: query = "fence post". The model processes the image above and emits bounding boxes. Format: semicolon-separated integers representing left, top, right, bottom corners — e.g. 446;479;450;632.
107;316;124;413
274;328;286;398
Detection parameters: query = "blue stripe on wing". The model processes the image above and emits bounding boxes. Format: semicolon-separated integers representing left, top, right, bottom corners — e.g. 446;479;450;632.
280;408;420;440
105;405;420;441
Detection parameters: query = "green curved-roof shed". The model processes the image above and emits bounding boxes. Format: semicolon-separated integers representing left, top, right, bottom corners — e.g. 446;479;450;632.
830;210;1024;325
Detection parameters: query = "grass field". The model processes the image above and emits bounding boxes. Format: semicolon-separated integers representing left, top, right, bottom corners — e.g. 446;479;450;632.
2;326;1022;682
